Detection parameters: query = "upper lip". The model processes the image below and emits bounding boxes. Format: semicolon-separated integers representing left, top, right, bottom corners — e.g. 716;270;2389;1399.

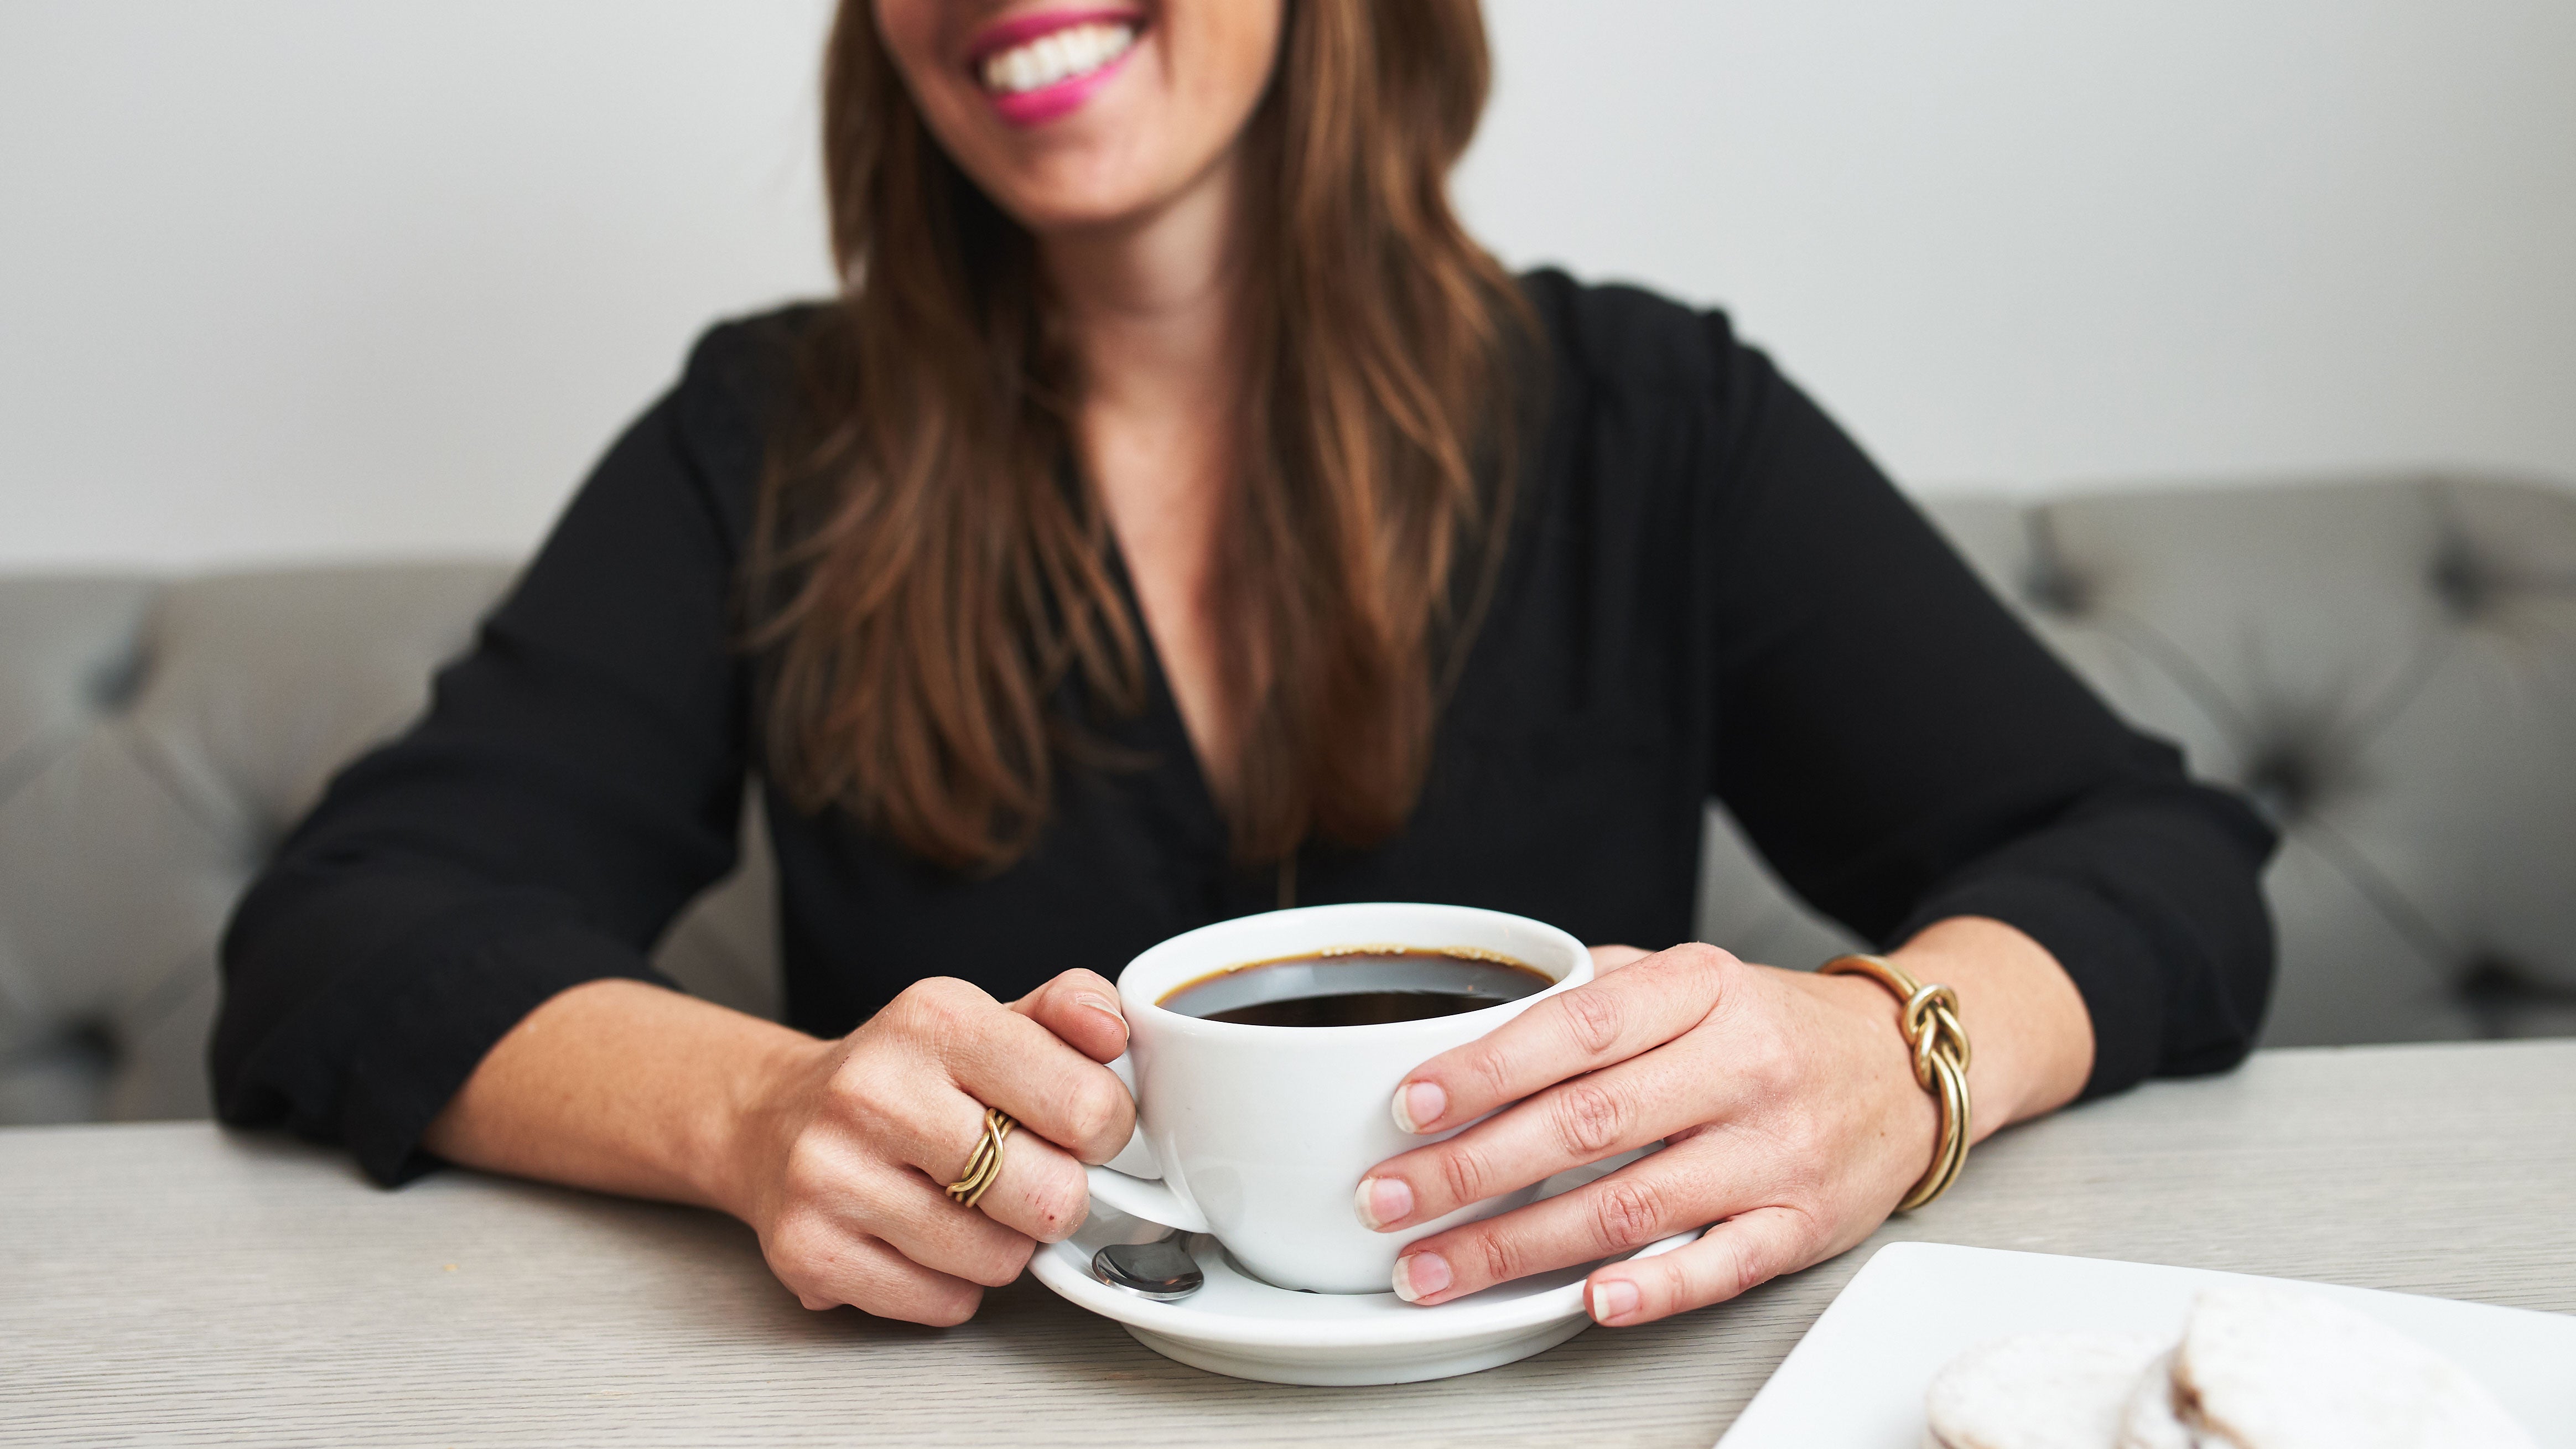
964;6;1147;66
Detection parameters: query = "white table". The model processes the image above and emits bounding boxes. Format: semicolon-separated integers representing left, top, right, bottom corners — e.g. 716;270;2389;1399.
6;1040;2572;1446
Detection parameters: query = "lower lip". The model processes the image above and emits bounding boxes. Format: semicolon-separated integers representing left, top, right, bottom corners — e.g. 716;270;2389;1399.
983;37;1140;127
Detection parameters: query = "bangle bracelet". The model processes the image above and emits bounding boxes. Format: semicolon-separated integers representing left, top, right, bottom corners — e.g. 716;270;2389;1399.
1821;953;1973;1211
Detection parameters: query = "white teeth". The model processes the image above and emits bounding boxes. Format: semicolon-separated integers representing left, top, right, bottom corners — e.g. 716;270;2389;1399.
977;20;1137;96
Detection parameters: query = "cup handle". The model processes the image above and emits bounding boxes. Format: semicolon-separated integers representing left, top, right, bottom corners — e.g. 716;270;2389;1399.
1084;1053;1212;1234
1100;1053;1159;1177
1083;1164;1211;1235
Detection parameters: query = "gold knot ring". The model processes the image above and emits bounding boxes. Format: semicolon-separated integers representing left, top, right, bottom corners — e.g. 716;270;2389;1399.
944;1108;1016;1211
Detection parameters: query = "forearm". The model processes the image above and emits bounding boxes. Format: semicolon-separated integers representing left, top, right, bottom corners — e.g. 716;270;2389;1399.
420;978;820;1220
1872;915;2094;1136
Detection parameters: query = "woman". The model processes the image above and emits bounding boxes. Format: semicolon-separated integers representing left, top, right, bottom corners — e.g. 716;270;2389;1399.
214;0;2273;1330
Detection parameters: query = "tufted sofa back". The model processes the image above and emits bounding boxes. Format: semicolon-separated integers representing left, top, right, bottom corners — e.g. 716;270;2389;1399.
4;476;2572;1124
0;565;777;1125
1696;475;2576;1047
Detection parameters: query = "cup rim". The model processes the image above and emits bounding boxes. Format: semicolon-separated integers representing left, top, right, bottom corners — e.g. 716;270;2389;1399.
1116;902;1591;1040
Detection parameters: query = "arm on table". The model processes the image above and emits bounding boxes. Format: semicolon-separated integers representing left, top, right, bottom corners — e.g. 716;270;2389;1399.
1348;312;2272;1320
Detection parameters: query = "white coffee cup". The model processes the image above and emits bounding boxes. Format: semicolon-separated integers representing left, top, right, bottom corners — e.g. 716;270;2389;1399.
1085;902;1593;1295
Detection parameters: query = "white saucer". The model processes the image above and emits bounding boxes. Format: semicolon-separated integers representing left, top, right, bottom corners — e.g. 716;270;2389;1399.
1032;1156;1704;1385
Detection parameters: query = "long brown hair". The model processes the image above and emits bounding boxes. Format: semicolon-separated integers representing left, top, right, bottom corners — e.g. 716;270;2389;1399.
750;0;1535;872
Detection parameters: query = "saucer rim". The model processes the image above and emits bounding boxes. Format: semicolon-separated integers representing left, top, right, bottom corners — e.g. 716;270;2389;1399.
1030;1224;1705;1351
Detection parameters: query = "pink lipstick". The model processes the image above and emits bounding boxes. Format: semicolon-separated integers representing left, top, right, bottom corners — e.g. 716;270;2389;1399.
968;8;1146;128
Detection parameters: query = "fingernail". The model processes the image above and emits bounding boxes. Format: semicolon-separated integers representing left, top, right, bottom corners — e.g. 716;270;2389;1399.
1391;1079;1447;1134
1074;992;1126;1025
1391;1251;1451;1303
1589;1278;1641;1324
1354;1176;1414;1230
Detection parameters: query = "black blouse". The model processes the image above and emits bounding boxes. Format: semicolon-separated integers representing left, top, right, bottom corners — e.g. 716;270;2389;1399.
213;272;2277;1186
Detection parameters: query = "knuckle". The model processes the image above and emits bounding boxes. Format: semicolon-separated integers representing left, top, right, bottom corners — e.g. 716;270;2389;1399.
922;974;984;1005
1063;1077;1131;1156
1777;1206;1829;1269
828;1061;902;1133
1473;1229;1522;1287
1743;1019;1806;1097
1592;1176;1665;1252
1667;943;1739;998
970;1235;1037;1287
1557;987;1625;1057
996;1234;1038;1281
778;1140;843;1207
1648;1249;1696;1309
1437;1146;1490;1208
767;1213;866;1305
765;1208;827;1273
1550;1079;1629;1158
886;979;936;1020
917;1284;982;1327
1463;1045;1517;1110
1671;941;1741;974
1024;1161;1090;1241
895;977;985;1036
1730;1236;1772;1297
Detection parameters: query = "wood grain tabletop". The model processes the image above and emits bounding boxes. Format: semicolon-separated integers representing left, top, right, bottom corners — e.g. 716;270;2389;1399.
5;1038;2572;1447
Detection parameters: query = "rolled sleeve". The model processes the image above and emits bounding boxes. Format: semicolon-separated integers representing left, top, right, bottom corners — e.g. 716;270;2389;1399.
212;314;796;1176
1692;305;2279;1090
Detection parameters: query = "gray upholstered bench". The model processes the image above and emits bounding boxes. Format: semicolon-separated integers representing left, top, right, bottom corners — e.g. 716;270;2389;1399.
5;476;2571;1125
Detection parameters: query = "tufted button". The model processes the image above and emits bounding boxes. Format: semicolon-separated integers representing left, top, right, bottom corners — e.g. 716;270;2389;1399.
2019;514;2092;617
85;646;145;713
239;820;286;877
2455;955;2576;1037
2428;538;2490;620
61;1021;118;1071
2457;955;2522;1001
2240;745;2321;822
2022;560;2090;616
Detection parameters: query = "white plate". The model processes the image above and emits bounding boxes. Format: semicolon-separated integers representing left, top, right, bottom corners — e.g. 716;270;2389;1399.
1719;1242;2576;1447
1032;1156;1703;1386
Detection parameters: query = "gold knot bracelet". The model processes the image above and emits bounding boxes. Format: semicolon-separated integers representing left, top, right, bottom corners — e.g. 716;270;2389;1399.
1821;953;1972;1211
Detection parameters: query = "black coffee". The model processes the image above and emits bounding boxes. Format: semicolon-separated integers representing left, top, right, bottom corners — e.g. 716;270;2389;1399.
1160;948;1552;1027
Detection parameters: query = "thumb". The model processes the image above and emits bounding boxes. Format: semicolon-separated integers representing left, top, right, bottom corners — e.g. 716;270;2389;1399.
1010;968;1130;1063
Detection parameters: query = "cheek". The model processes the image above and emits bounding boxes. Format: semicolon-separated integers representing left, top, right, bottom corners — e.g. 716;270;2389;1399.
1181;2;1284;120
862;4;1009;194
869;0;938;77
1128;4;1277;193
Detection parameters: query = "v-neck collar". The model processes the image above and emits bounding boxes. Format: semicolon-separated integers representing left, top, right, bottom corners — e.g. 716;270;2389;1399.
1088;524;1307;914
1093;524;1235;866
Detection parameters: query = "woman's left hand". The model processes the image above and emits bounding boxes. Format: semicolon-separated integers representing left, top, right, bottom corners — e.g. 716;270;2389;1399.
1353;937;2030;1327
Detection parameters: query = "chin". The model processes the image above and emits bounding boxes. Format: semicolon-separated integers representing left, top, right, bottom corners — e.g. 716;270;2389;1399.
981;151;1203;237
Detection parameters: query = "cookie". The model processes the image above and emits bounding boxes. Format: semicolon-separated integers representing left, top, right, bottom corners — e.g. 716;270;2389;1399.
2115;1349;2209;1449
2174;1285;2536;1449
1925;1331;2170;1449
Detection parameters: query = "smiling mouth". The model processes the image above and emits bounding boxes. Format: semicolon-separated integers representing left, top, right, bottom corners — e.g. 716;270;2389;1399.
975;15;1142;97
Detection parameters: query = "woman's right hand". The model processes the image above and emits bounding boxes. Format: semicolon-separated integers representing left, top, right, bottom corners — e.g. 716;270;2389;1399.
728;969;1137;1326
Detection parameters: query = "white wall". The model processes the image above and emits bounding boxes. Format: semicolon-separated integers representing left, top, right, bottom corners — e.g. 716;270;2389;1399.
4;1;2572;570
0;1;837;570
1458;0;2576;497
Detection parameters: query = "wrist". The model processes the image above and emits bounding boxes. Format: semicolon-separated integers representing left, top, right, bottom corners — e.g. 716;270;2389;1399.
697;1020;833;1225
1801;966;1945;1155
1884;916;2092;1133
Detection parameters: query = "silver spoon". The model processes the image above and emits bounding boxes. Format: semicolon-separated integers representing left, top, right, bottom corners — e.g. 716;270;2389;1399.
1091;1230;1204;1301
